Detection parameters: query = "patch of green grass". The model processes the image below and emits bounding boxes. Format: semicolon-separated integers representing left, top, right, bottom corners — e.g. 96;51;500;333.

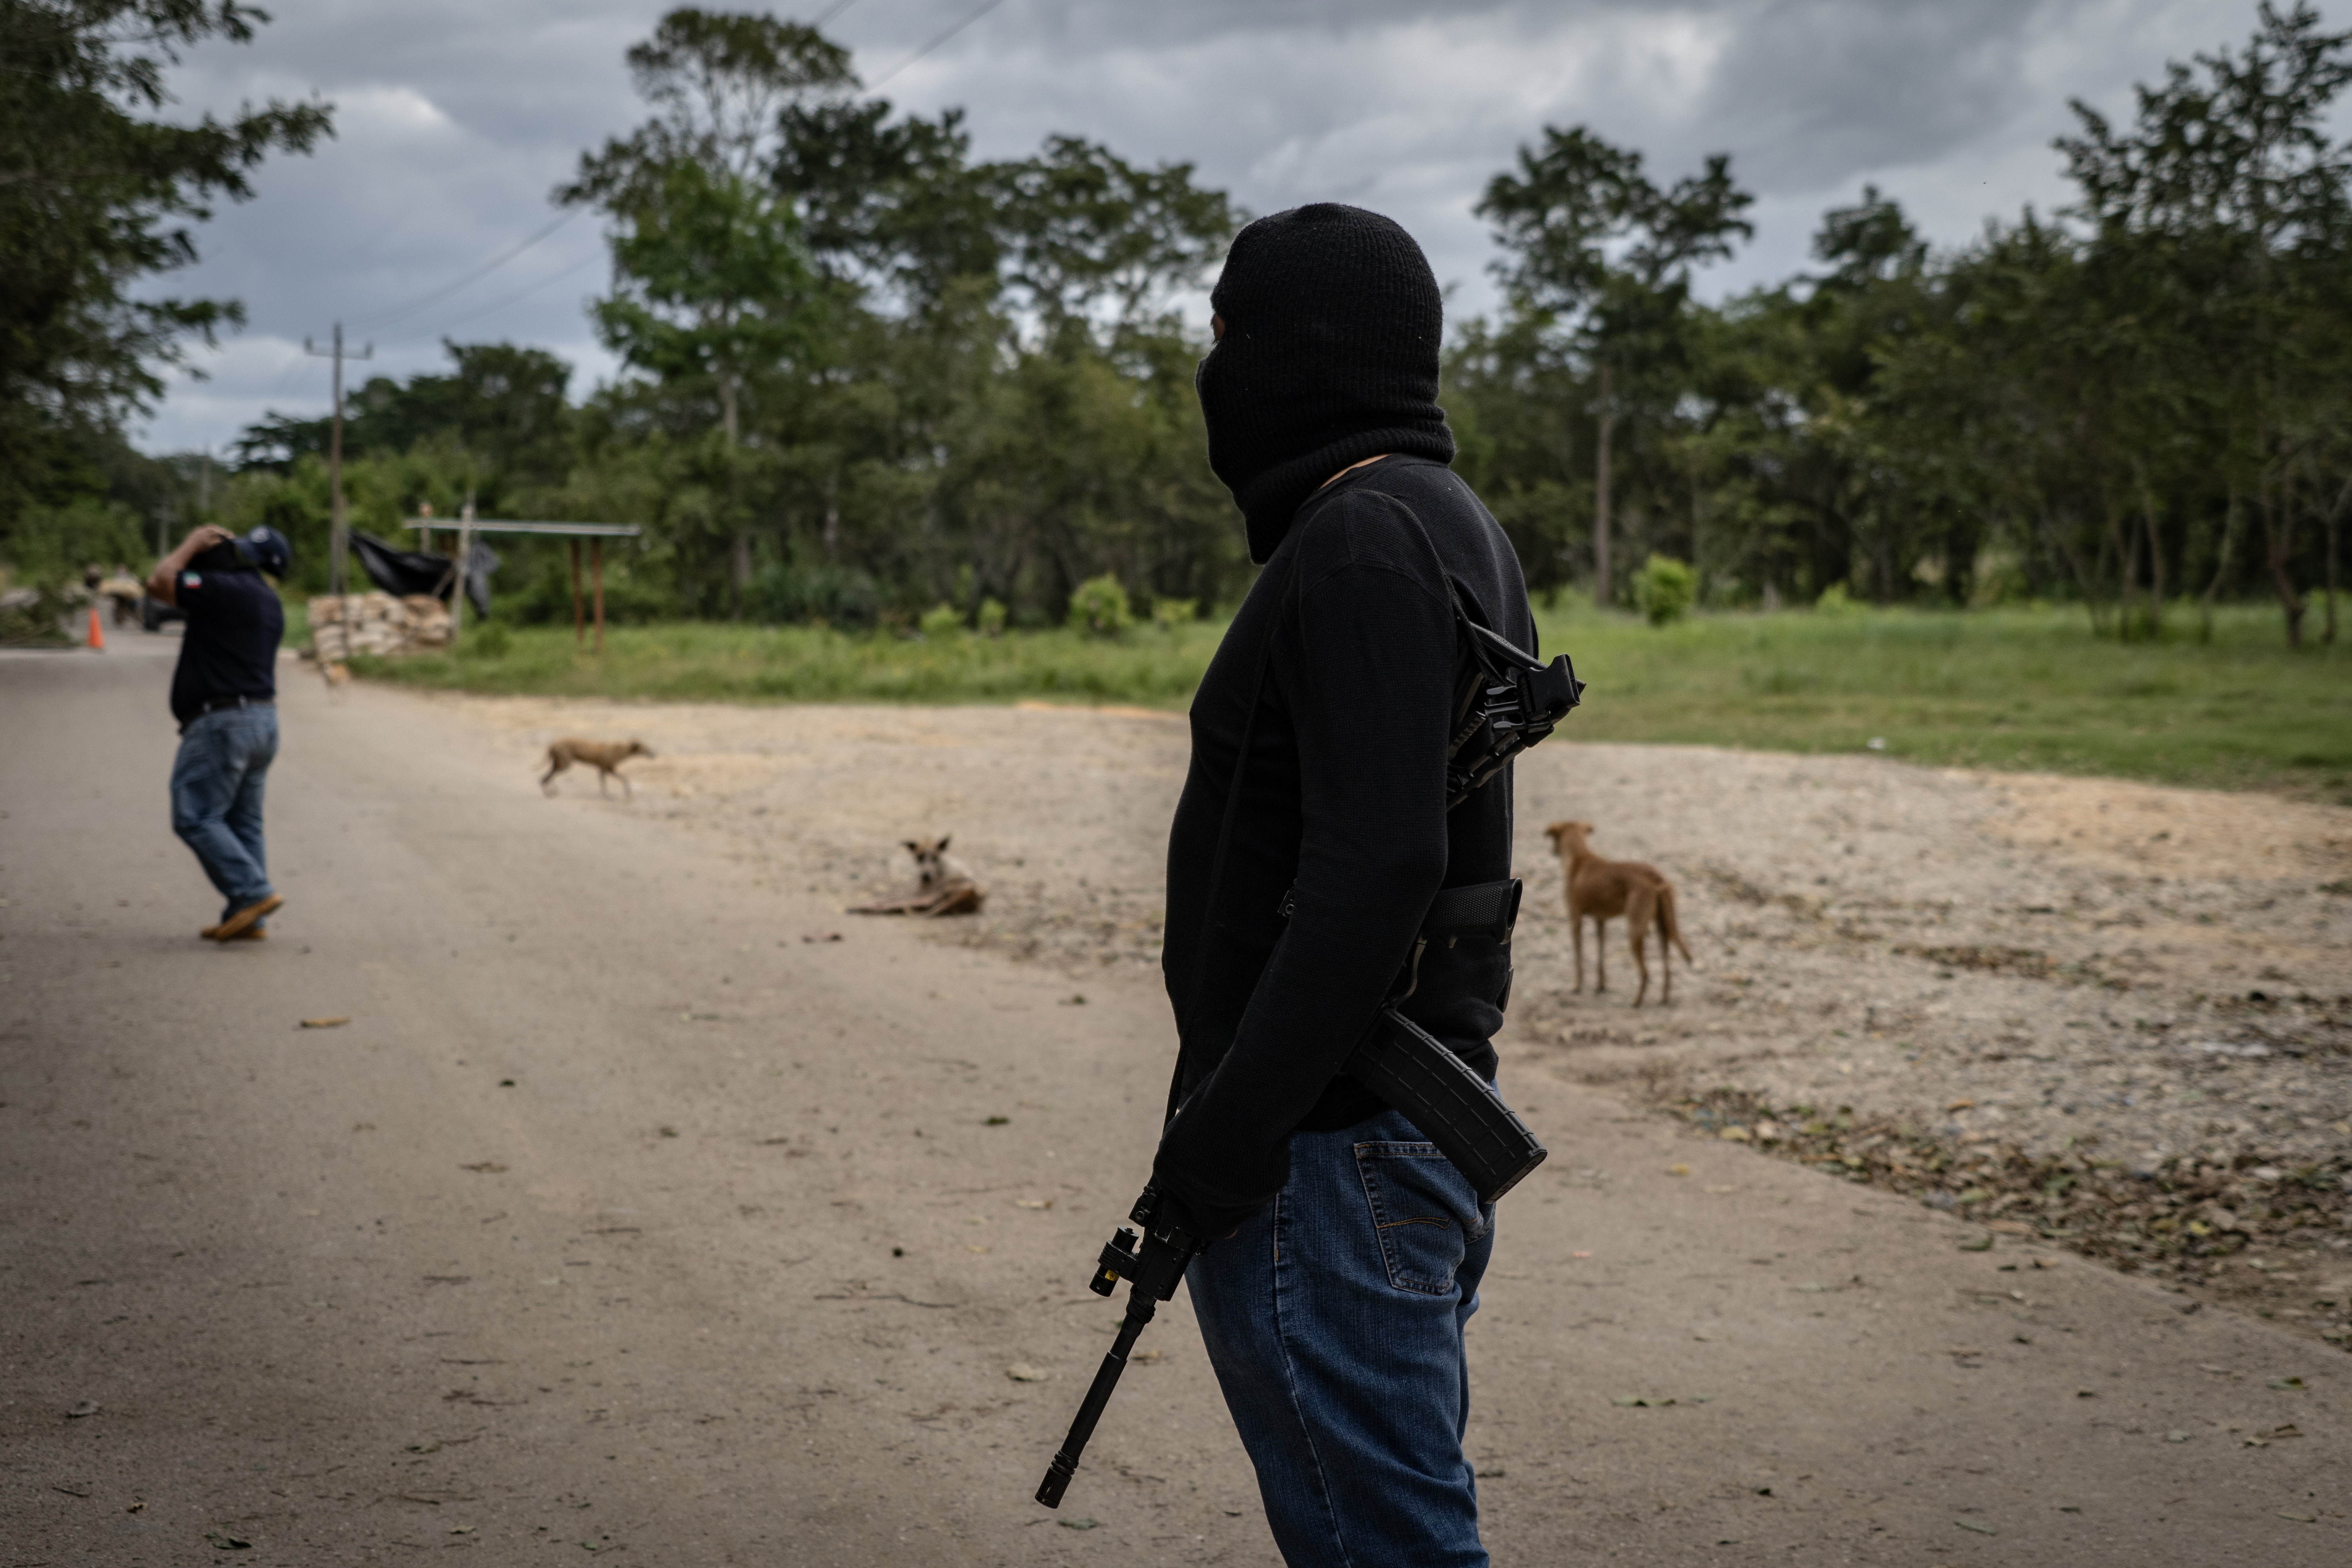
345;603;2351;798
1535;601;2351;798
350;619;1224;708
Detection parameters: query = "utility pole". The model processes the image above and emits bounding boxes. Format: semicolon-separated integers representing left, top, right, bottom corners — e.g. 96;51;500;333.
450;490;475;653
304;324;373;601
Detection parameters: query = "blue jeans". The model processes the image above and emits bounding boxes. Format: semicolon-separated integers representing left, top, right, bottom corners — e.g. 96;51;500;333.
170;706;278;922
1187;1107;1495;1568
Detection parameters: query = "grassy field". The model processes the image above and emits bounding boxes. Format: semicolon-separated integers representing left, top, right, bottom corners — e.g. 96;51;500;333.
348;603;2351;799
1534;601;2348;799
351;617;1225;708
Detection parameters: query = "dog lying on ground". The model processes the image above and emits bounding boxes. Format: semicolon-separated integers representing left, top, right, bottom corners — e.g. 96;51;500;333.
541;737;653;799
1545;819;1693;1006
848;834;985;917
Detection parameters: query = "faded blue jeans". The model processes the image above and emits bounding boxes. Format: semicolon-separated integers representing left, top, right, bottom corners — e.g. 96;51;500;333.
170;704;278;923
1186;1107;1495;1568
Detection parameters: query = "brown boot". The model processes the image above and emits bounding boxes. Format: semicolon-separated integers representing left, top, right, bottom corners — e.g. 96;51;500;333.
209;894;283;941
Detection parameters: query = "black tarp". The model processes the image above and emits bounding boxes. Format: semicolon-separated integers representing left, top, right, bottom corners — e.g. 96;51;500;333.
349;530;497;619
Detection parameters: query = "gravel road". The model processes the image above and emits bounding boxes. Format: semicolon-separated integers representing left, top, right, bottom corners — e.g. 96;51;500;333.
3;646;2347;1563
452;688;2352;1348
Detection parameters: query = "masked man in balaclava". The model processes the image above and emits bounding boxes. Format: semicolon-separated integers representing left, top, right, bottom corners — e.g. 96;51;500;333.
1154;205;1535;1567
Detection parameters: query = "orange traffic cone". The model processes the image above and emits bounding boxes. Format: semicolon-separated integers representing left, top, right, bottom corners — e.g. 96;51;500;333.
87;607;105;650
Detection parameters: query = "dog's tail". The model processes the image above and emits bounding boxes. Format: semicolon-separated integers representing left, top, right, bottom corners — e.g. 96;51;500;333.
1657;882;1694;964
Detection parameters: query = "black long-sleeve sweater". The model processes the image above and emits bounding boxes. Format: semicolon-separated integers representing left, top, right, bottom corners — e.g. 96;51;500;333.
1151;454;1535;1237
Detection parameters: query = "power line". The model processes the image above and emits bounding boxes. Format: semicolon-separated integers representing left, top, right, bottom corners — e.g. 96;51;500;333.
869;0;1007;88
404;252;603;340
350;209;584;333
812;0;863;25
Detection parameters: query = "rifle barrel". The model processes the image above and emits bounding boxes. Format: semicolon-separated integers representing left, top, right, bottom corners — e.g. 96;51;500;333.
1035;1294;1156;1506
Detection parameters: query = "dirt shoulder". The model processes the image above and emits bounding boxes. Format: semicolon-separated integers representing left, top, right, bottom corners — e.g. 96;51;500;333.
452;693;2352;1352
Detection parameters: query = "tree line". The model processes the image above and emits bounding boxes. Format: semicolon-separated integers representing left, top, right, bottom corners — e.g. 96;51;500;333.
5;3;2348;646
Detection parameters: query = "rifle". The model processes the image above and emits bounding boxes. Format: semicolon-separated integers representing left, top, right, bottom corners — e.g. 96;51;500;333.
1034;976;1548;1511
1034;1185;1201;1509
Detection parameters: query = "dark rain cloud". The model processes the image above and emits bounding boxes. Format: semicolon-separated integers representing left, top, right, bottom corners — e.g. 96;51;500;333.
140;0;2250;452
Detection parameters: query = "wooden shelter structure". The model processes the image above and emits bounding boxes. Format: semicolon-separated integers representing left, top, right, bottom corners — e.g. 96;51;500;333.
405;514;642;653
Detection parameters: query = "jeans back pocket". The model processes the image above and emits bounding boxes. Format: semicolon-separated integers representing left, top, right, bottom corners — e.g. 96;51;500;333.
1353;1142;1491;1296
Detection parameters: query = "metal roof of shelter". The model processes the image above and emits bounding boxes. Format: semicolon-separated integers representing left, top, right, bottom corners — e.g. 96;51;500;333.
403;519;641;537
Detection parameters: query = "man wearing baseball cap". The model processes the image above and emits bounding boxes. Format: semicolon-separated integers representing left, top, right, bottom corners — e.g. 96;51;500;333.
146;523;293;942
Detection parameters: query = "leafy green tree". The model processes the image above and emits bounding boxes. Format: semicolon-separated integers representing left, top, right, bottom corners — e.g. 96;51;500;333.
775;98;1000;311
235;341;573;490
568;6;853;196
562;8;855;613
0;0;330;539
1477;126;1752;605
985;135;1239;344
2058;0;2352;645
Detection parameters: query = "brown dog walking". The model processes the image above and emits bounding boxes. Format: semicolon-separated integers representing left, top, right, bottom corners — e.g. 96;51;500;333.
1544;820;1693;1006
541;738;653;799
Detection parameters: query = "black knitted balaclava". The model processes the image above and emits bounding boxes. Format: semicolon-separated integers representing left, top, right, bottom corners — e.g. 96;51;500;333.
1195;203;1455;563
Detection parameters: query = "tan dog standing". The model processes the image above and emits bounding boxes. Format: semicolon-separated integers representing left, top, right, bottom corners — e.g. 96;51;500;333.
848;835;985;916
541;737;653;799
1544;820;1693;1006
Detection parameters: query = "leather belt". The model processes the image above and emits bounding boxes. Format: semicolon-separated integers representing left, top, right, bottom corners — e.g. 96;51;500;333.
181;694;273;733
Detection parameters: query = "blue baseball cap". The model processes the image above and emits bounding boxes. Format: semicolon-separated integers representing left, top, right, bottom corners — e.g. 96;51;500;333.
236;526;292;577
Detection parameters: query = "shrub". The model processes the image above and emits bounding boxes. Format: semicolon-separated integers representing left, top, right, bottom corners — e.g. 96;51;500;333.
1631;553;1696;626
918;602;964;640
462;620;513;659
501;555;672;626
2;498;150;589
0;584;74;646
1067;574;1132;638
1150;596;1198;631
1814;582;1862;615
976;597;1008;637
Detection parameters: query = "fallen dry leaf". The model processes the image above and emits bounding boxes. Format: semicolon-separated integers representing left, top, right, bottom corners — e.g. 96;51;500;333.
1667;1164;1692;1177
299;1016;350;1029
1006;1363;1050;1383
459;1161;508;1174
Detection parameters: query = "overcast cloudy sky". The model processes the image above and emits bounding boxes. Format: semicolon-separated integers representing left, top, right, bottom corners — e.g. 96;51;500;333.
136;0;2274;455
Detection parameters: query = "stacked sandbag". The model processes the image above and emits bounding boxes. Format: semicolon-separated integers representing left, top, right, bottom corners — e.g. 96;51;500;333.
308;592;455;659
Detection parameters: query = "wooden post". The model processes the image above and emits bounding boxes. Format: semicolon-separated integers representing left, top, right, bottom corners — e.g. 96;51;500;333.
570;538;584;647
449;492;475;652
592;536;605;655
1592;359;1614;609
